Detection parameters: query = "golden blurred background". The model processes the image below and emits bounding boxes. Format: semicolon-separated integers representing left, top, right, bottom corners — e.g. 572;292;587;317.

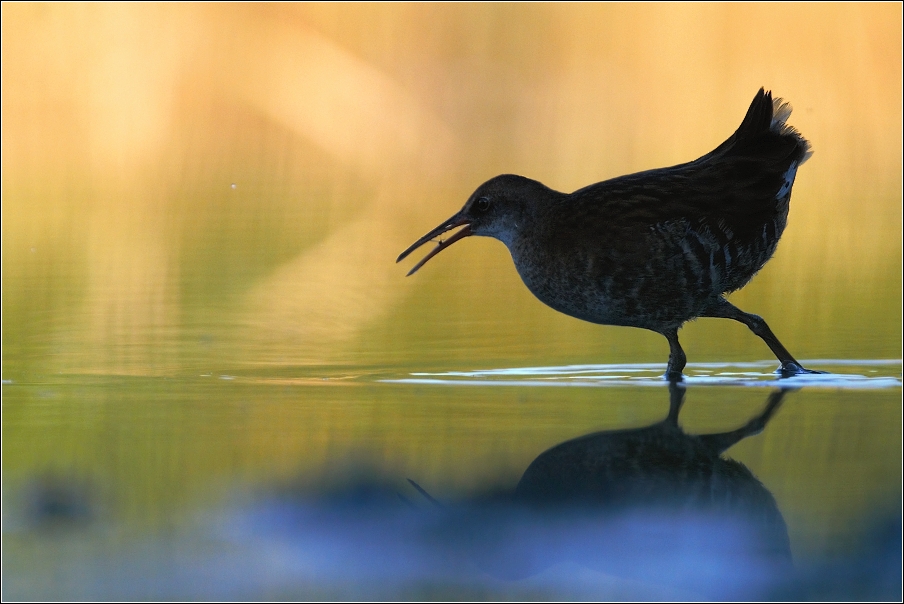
3;3;901;376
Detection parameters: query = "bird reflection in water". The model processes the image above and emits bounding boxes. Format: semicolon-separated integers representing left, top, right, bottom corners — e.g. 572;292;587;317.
453;384;793;587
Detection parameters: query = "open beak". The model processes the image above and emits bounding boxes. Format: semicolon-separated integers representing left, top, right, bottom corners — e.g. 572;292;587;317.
396;212;472;276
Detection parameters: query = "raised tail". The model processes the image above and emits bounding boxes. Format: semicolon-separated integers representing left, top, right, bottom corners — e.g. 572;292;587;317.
766;91;813;164
722;88;812;166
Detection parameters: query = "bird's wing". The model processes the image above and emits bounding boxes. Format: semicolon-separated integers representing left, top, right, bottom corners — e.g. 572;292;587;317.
564;88;811;240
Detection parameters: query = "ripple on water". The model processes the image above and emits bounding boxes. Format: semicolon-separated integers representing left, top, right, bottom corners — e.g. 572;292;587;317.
381;359;902;390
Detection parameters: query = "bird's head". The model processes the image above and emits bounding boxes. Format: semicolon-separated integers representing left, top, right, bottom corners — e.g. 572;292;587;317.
397;174;550;276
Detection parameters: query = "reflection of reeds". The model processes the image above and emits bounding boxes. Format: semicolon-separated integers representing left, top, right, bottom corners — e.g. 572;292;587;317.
1;3;901;373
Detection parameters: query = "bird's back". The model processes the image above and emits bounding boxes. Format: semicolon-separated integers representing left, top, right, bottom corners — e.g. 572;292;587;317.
514;89;810;329
568;89;810;232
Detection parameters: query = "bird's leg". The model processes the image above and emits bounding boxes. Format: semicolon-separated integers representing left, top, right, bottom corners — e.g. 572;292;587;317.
705;299;825;375
663;330;686;381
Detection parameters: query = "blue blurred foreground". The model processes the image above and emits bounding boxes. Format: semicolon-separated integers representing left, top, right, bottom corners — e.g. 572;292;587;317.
4;385;899;601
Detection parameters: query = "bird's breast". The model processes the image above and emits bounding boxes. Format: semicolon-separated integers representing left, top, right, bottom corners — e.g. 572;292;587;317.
508;237;674;329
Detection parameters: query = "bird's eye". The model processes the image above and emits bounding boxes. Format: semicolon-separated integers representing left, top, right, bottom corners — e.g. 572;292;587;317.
476;197;491;212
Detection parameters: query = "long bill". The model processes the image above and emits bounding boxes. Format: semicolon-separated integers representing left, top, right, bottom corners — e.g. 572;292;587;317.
396;213;472;276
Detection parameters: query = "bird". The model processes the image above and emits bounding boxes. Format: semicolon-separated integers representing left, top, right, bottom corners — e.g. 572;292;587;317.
397;88;819;379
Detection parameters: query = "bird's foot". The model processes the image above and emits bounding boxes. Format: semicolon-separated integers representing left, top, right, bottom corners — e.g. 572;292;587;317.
777;361;828;377
663;370;685;383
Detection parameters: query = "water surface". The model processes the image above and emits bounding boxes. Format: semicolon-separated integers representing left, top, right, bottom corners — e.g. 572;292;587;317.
2;4;901;600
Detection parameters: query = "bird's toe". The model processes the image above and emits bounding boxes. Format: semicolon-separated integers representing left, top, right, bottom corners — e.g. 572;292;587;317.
778;362;827;376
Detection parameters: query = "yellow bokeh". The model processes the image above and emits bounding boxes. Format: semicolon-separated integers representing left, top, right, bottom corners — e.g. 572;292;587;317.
3;3;900;375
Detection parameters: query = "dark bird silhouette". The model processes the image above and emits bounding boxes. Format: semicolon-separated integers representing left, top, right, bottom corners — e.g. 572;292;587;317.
398;88;820;378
